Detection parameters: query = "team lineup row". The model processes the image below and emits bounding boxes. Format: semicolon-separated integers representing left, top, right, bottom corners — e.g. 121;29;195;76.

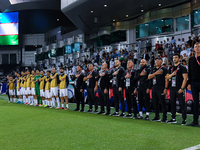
7;47;200;127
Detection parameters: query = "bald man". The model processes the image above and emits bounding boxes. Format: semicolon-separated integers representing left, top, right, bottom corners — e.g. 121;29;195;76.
96;63;110;115
109;59;125;116
134;59;151;120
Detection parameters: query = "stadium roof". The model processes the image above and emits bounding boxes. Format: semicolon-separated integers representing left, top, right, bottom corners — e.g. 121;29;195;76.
61;0;191;33
0;0;60;12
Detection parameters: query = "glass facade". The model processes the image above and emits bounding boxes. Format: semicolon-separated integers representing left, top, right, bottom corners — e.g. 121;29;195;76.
176;16;189;31
192;9;200;27
136;18;173;38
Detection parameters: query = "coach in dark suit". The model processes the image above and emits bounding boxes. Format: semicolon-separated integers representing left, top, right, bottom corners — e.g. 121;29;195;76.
142;50;150;61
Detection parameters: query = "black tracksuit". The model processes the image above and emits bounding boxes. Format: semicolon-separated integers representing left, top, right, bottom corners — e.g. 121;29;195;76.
96;69;110;113
168;64;187;120
109;66;125;113
134;66;151;113
188;56;200;124
123;67;138;115
150;66;168;120
71;71;85;110
86;70;98;110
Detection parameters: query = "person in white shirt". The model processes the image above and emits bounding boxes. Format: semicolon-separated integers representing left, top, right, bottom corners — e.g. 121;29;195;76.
180;47;189;57
181;38;186;49
191;31;196;39
135;44;139;51
176;38;182;46
109;58;115;69
166;38;171;45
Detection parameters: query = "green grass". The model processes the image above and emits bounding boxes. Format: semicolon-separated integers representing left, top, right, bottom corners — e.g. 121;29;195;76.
0;95;199;150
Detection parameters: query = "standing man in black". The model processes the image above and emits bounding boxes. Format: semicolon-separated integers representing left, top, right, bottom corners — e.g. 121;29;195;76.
148;57;168;122
134;59;151;120
188;42;200;126
142;50;150;61
165;54;187;125
123;60;138;118
109;59;125;117
71;65;85;112
96;63;110;115
83;64;98;113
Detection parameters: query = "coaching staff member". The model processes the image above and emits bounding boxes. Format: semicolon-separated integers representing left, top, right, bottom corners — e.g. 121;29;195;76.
166;54;187;125
123;60;138;118
134;59;151;120
71;65;85;112
83;64;98;113
148;57;168;122
188;42;200;127
96;63;110;115
109;59;125;117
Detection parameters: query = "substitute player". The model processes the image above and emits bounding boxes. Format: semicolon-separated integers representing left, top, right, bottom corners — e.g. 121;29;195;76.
39;70;47;107
16;72;22;104
49;67;60;108
24;70;32;105
34;69;41;106
8;76;15;103
45;70;51;108
20;71;26;104
31;70;37;106
58;67;69;110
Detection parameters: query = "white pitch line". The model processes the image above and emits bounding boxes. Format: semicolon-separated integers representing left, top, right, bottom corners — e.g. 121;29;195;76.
183;144;200;150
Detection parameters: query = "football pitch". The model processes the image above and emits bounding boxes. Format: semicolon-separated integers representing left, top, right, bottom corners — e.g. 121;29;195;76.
0;95;200;150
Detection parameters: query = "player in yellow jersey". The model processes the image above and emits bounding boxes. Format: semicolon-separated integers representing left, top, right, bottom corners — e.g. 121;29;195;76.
30;70;36;106
45;70;52;108
39;70;46;107
20;71;26;104
23;71;28;104
49;67;60;108
16;72;23;104
24;70;32;105
7;75;15;103
57;67;69;110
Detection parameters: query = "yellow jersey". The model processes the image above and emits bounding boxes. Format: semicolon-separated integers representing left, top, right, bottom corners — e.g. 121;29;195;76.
50;73;59;88
16;77;21;89
26;75;31;88
39;76;46;90
9;79;15;90
31;75;35;88
45;76;51;90
59;74;68;89
20;76;26;88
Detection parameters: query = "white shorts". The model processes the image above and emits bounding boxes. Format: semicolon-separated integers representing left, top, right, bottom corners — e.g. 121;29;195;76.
40;90;45;97
20;88;25;95
17;89;21;96
45;90;51;99
51;87;58;96
9;90;14;96
31;88;35;95
59;88;68;97
25;87;31;95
